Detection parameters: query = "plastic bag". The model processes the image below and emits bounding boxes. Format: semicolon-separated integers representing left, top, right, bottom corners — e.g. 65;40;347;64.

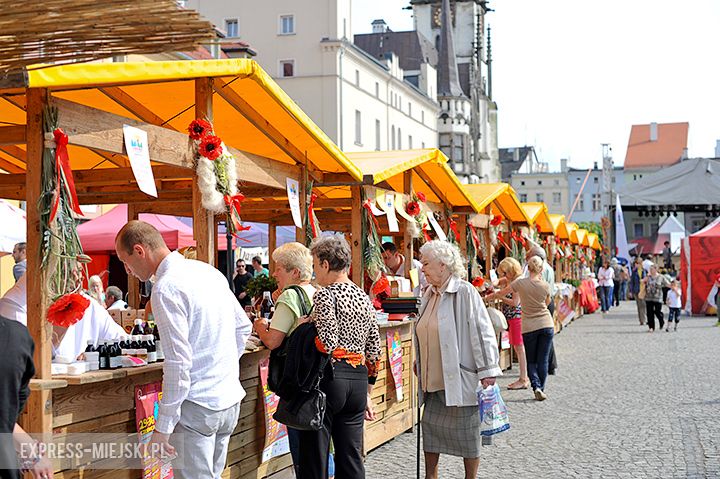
478;384;510;436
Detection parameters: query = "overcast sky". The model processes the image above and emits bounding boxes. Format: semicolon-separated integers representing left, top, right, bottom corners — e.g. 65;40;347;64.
353;0;720;170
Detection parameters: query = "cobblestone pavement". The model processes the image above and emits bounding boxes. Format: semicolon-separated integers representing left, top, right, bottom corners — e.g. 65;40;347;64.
364;302;720;478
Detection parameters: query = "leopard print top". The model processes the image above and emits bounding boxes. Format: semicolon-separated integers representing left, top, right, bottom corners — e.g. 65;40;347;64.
312;282;381;381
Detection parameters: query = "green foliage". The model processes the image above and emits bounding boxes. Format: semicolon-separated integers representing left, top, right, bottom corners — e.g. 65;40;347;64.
577;222;602;237
362;189;386;281
246;274;278;299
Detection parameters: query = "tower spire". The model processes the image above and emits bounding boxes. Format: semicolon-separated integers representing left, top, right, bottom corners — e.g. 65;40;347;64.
437;0;464;97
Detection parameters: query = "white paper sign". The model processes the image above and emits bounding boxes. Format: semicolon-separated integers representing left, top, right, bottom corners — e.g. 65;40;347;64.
286;178;303;229
383;193;399;232
368;189;386;216
122;125;157;197
426;210;447;241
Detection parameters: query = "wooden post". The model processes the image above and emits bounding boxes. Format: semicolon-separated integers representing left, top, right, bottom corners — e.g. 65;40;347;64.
402;171;413;280
295;166;307;243
456;214;468;257
26;88;52;433
350;185;363;287
483;207;493;277
268;221;277;272
193;78;215;265
127;203;140;308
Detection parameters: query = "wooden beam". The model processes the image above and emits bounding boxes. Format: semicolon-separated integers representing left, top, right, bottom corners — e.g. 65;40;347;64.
127;204;141;309
350;185;363;287
132;201;195;217
296;166;307;243
0;165;191;188
414;167;453;209
212;78;324;183
75;190;189;205
456;214;468;258
26;88;52;434
99;87;170;127
0;124;26;145
268;222;277;272
0;149;25;173
194;78;215;266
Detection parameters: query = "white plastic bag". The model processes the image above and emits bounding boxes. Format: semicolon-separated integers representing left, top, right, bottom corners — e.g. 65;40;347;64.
478;384;510;436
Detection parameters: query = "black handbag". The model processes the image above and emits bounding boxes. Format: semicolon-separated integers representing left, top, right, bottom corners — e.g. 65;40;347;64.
273;355;329;431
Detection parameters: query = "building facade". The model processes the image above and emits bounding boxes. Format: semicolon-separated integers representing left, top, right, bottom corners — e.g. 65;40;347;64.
510;171;570;217
567;165;625;224
185;0;439;153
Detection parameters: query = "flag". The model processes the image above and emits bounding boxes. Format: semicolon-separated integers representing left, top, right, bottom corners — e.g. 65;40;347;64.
615;194;631;261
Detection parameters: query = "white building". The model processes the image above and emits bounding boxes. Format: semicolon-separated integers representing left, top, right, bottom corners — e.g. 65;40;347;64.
185;0;439;153
510;171;570;217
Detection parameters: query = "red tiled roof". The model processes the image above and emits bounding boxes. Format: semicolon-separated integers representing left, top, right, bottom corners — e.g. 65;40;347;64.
623;122;688;170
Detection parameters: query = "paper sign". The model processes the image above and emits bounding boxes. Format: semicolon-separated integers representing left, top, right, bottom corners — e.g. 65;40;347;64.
259;358;290;462
123;125;157;197
382;193;399;232
368;189;386;216
426;211;447;241
135;382;174;478
286;178;303;229
557;299;575;327
386;330;404;401
500;331;511;350
409;268;419;289
395;194;416;222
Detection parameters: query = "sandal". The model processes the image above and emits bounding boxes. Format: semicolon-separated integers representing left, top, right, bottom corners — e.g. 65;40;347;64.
507;380;530;390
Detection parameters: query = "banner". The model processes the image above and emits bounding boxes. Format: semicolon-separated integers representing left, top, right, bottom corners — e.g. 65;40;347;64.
557;299;575;327
614;194;630;262
135;382;173;479
386;330;404;402
286;178;303;229
123;125;158;198
258;358;290;463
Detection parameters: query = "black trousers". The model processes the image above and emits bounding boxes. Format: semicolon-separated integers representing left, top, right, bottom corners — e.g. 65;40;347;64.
298;362;368;479
646;300;664;330
547;302;557;374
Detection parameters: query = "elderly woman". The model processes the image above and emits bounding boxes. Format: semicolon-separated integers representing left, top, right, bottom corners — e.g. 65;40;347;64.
495;257;529;390
489;256;553;401
297;234;380;479
87;275;105;305
252;242;334;477
416;241;501;479
643;265;670;332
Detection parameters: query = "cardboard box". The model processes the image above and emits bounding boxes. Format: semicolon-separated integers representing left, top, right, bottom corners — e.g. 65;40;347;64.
108;309;122;325
121;309;136;334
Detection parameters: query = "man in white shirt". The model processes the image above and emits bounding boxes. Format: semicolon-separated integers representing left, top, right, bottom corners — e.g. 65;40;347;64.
382;242;427;296
0;272;26;324
104;286;128;310
115;221;252;479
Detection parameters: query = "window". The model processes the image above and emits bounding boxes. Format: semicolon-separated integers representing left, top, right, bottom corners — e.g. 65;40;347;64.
536;193;544;202
408;135;413;149
408;102;412;116
520;181;525;186
398;128;402;149
593;177;599;184
279;60;294;77
538;180;543;185
520;193;528;202
225;19;238;37
633;174;637;181
279;15;295;34
554;179;559;186
453;133;464;161
592;193;601;211
391;126;396;149
354;110;362;145
421;110;425;123
375;119;381;151
355;70;360;87
421;142;425;148
577;196;585;211
633;223;644;238
375;82;379;98
553;192;561;204
439;133;451;158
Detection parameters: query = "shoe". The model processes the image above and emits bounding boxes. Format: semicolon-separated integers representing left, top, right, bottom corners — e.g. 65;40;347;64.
507;380;530;390
534;389;547;401
647;329;654;333
665;328;670;332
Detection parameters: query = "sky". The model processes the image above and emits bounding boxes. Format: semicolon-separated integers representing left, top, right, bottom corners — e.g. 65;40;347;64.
353;0;720;171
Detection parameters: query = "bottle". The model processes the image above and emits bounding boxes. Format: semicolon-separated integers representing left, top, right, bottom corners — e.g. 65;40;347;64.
260;291;274;320
85;340;99;371
151;323;164;362
109;340;121;369
131;318;146;336
98;340;110;370
144;335;157;363
135;336;148;362
131;335;141;349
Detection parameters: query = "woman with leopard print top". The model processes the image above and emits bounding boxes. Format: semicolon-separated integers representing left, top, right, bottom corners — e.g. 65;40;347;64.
297;234;380;479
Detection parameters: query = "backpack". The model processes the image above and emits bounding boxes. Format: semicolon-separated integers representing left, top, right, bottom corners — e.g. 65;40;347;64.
267;285;313;394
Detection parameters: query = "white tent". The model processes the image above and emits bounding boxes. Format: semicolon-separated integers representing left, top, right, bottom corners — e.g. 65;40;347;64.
658;215;686;254
0;200;26;255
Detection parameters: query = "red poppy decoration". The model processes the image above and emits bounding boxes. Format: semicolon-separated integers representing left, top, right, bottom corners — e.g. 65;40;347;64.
406;201;421;217
416;192;427;203
47;293;90;328
471;276;485;288
372;275;391;296
490;214;503;227
199;135;223;161
188;119;213;141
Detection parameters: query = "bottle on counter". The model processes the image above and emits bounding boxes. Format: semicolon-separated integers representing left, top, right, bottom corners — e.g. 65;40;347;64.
98;340;110;370
109;340;121;369
150;322;164;362
130;335;141;349
131;318;146;336
85;340;99;371
141;335;156;363
135;336;148;362
260;291;274;320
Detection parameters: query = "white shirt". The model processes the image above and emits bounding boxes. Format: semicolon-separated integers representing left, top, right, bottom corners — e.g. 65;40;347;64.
392;255;428;296
54;293;126;361
667;289;682;308
107;299;128;311
642;259;654;273
598;267;615;287
0;273;27;325
151;252;252;434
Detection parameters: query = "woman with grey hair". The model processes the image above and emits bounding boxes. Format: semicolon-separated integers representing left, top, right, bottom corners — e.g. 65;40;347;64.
297;234;381;479
415;240;501;479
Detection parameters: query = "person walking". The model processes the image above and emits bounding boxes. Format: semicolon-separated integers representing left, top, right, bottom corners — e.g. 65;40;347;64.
597;260;614;313
629;257;647;325
415;241;500;479
643;265;670;332
297;235;380;479
665;280;682;332
252;242;335;478
494;257;529;390
115;221;253;479
619;263;630;301
610;258;623;306
489;256;553;401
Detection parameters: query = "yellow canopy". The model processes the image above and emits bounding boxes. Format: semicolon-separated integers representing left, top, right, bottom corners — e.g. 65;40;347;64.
575;228;588;246
0;59;360;180
520;202;554;233
588;233;602;250
557;221;578;241
345;149;480;211
547;214;566;236
463;183;531;223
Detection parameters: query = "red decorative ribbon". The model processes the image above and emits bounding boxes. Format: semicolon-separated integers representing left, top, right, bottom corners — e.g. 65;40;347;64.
308;193;319;238
50;129;84;222
469;225;481;251
497;232;511;251
224;193;249;236
362;200;380;228
422;226;432;242
448;218;460;241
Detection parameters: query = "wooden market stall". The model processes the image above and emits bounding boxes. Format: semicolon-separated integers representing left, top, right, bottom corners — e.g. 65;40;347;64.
0;58;371;479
